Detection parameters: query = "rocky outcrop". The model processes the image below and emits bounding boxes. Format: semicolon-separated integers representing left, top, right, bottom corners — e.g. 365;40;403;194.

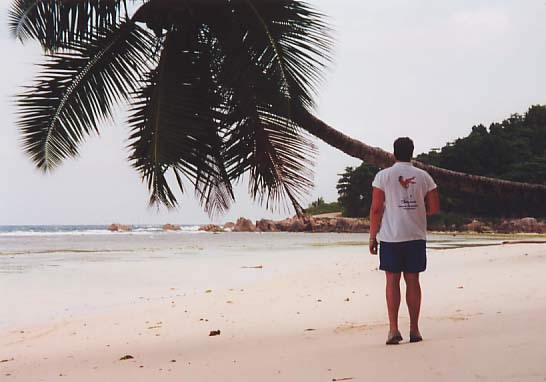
253;215;369;233
497;217;545;233
459;217;545;234
276;216;307;232
462;219;493;233
256;219;280;232
199;224;224;233
162;224;181;231
515;217;545;233
223;222;235;231
232;217;256;232
348;219;370;233
107;224;132;232
217;216;545;234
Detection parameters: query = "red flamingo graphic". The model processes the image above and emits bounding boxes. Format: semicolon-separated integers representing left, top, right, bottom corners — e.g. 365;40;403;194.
398;176;416;189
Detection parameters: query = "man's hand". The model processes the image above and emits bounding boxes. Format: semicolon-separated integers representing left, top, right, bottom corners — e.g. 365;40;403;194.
369;237;378;255
369;187;384;256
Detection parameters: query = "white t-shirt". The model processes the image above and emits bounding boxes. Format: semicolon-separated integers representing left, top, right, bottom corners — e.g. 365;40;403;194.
372;162;437;242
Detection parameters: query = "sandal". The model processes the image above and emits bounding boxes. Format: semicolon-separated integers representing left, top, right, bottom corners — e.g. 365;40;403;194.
409;333;423;343
386;330;403;345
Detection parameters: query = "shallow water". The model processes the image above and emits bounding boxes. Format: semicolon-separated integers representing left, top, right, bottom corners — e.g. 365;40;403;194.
0;231;525;328
0;229;519;257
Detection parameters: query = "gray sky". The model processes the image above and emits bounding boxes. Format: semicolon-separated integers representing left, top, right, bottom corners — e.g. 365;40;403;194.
1;0;545;225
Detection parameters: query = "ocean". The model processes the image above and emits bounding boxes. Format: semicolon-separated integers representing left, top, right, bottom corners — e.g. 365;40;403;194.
0;224;201;236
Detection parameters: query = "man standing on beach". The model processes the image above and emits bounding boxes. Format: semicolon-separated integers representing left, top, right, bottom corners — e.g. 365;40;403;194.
369;137;440;345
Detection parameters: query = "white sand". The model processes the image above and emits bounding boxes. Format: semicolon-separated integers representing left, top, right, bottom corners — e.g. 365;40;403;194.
2;242;546;381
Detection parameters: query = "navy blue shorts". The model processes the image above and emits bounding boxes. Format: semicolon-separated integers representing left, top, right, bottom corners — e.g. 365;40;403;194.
379;240;427;273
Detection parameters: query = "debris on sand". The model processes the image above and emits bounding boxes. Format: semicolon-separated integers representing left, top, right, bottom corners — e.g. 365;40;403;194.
209;330;221;336
119;355;134;361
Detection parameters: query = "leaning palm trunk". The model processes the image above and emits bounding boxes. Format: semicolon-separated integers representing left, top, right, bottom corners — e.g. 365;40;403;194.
295;108;546;216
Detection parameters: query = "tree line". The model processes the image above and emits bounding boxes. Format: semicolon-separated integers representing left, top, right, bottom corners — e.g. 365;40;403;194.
330;105;546;218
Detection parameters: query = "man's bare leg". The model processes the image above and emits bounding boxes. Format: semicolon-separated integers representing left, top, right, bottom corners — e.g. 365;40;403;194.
386;272;402;342
404;272;422;341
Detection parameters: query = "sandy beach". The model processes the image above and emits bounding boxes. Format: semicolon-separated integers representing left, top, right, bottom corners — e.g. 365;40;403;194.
1;234;545;381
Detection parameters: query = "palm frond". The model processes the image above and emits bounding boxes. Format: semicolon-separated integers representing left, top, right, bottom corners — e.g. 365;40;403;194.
128;29;234;212
9;0;127;50
224;111;316;214
194;1;326;213
231;0;333;110
13;0;332;215
17;21;155;170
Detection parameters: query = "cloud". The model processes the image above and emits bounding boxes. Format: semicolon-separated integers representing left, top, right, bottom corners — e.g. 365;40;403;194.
450;7;511;32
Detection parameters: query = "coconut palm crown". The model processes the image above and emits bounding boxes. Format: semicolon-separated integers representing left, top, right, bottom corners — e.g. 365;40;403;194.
9;0;333;215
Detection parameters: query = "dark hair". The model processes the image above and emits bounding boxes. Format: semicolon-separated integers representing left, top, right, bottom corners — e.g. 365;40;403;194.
393;137;414;162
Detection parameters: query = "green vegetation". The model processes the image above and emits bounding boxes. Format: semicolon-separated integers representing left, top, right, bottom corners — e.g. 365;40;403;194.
417;105;546;185
304;197;342;215
417;105;546;217
336;163;380;217
334;105;546;219
426;211;470;230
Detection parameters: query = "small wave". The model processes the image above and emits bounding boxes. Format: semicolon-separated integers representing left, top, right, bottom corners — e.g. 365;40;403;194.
0;225;204;237
0;230;111;237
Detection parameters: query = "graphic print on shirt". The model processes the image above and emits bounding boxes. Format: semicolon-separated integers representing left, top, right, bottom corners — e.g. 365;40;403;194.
398;176;416;189
398;176;418;210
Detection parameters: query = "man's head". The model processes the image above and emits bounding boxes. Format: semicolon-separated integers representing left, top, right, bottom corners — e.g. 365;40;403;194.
393;137;414;162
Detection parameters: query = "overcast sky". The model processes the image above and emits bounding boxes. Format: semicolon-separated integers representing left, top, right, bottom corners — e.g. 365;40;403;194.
1;0;545;225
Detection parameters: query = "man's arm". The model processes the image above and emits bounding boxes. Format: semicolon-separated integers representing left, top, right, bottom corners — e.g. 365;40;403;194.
369;187;385;255
425;188;440;215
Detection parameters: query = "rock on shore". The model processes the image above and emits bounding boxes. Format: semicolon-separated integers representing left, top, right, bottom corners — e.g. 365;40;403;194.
232;218;256;232
199;224;224;233
107;224;132;232
162;224;181;231
195;216;545;234
227;216;369;233
438;217;545;234
497;217;545;233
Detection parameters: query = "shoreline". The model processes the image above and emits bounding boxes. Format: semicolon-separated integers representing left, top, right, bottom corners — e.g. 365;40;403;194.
2;216;545;236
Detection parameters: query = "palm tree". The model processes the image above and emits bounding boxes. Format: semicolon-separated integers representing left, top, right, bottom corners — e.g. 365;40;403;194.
297;113;546;216
9;0;546;217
